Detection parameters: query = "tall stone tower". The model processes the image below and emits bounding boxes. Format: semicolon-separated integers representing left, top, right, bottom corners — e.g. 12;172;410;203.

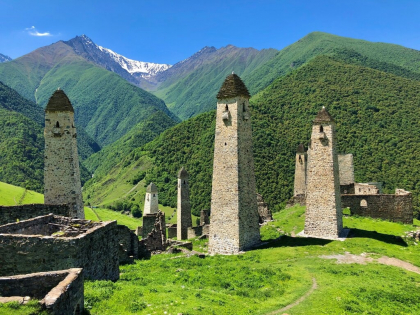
304;107;343;238
143;182;159;215
177;167;192;240
294;144;307;197
44;89;84;219
209;73;260;255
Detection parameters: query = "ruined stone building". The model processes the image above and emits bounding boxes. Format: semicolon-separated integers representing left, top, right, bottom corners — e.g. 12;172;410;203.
177;167;192;240
142;182;160;238
44;89;84;219
304;107;343;238
209;73;260;255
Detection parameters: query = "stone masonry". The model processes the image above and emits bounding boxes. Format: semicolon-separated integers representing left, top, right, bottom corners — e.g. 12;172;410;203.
209;73;260;255
0;204;70;225
44;89;84;219
294;144;307;197
338;154;355;186
257;194;273;223
143;182;159;215
0;215;119;280
177;167;192;240
304;107;343;238
0;268;84;315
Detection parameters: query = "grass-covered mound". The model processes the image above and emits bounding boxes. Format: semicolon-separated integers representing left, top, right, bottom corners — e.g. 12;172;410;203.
0;300;47;315
84;205;420;314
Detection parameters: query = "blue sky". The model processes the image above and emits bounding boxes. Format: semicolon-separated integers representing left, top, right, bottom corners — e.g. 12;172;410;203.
1;0;419;64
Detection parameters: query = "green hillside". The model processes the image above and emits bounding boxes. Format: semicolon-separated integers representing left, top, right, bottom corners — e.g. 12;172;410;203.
86;56;420;218
245;31;420;94
154;45;278;120
0;41;178;146
0;181;44;205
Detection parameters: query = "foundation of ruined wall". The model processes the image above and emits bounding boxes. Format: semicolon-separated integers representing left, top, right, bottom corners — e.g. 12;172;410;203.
0;268;83;314
257;194;273;223
117;225;139;264
142;214;158;238
0;215;119;280
342;192;413;224
209;96;260;255
0;204;70;226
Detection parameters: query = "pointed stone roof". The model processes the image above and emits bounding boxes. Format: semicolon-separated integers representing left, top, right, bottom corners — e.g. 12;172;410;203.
313;106;334;123
45;89;74;113
296;143;305;154
178;167;188;179
146;182;158;193
216;73;250;100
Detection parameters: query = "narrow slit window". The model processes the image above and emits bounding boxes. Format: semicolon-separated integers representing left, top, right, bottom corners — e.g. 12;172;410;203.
225;104;228;111
55;121;60;128
319;125;323;132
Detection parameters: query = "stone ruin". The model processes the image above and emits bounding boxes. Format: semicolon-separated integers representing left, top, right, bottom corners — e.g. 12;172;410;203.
177;167;192;240
139;210;168;258
142;182;160;238
292;109;413;225
0;204;70;226
0;268;83;314
0;214;120;281
257;194;273;223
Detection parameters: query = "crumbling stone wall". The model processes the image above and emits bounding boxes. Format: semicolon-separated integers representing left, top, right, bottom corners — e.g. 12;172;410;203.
257;194;273;223
338;154;355;185
139;211;167;258
342;190;413;224
142;213;157;238
0;268;84;315
209;74;260;255
0;215;119;280
116;225;139;264
0;204;70;226
355;183;380;195
44;90;84;219
200;210;210;226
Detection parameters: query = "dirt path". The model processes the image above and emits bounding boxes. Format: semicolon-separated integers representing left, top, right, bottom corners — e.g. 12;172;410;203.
320;252;420;274
266;277;317;315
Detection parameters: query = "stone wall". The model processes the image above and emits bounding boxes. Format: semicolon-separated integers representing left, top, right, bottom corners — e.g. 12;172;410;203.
304;108;343;238
342;191;413;224
187;226;203;239
294;152;307;196
340;183;355;195
257;194;273;223
0;268;83;315
0;215;119;280
167;224;177;238
142;213;157;238
44;91;84;219
0;204;70;226
338;154;355;185
354;183;380;195
117;225;139;264
200;210;210;226
209;90;260;255
139;211;167;258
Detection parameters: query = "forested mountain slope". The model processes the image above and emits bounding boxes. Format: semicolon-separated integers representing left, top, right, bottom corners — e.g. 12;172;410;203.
85;56;420;217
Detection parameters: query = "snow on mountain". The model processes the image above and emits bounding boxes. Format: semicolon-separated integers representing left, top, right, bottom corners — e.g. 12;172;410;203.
0;53;12;63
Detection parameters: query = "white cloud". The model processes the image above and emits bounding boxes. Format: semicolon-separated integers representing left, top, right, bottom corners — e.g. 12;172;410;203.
25;26;53;37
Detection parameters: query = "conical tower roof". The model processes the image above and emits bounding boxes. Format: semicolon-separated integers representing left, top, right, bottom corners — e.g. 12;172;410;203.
45;89;74;113
313;106;334;123
217;73;250;100
146;182;158;193
296;143;305;154
178;167;188;179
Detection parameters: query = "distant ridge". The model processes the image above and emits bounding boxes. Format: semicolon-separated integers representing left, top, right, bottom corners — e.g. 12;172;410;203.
0;53;12;63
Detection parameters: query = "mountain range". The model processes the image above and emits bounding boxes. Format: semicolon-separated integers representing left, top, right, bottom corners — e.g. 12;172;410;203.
0;53;12;63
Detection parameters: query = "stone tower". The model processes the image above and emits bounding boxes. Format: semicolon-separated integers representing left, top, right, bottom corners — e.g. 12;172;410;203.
44;89;84;219
304;107;343;238
294;144;307;197
177;167;192;240
208;73;260;255
143;182;159;215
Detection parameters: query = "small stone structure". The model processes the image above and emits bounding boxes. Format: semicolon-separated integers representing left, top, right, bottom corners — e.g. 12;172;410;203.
0;215;119;280
142;213;158;239
0;268;83;314
294;144;307;197
44;89;84;219
177;167;192;240
342;189;413;224
209;73;260;254
139;211;168;258
167;224;177;238
257;194;273;223
0;204;70;226
304;107;343;239
143;182;159;215
354;183;381;195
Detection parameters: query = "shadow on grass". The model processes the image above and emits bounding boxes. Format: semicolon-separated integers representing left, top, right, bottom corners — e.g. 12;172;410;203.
258;235;332;249
348;228;408;247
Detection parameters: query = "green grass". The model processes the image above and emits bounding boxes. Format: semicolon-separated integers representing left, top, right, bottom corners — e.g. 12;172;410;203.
85;205;420;314
0;300;47;315
0;181;43;205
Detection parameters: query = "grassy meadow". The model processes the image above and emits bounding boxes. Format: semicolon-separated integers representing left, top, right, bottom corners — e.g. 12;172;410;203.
83;205;420;314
